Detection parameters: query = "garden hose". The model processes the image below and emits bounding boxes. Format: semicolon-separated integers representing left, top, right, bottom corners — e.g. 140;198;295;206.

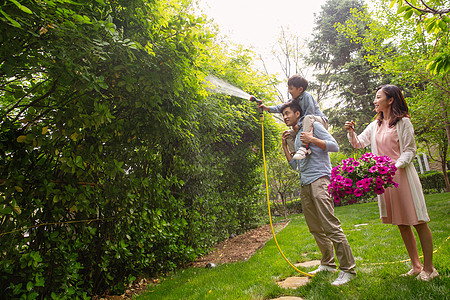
259;112;314;278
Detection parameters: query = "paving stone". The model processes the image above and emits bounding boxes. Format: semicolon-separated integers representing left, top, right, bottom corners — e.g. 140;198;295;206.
271;297;305;300
294;260;321;268
277;276;310;289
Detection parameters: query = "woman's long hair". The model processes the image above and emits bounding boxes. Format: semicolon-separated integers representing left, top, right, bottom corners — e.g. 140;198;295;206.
375;84;410;127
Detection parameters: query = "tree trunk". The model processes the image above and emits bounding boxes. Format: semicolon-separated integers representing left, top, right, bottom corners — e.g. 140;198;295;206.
438;97;450;150
280;193;288;220
440;144;450;192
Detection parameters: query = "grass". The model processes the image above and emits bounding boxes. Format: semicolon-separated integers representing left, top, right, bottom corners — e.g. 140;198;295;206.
136;193;450;299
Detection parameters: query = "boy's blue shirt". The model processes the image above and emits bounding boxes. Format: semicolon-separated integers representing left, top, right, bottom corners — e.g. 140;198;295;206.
288;122;339;186
268;91;328;126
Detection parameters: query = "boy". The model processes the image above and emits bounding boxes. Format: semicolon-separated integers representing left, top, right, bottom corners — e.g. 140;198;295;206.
259;74;328;160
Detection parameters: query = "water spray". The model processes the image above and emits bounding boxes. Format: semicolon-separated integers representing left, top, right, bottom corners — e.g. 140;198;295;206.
204;75;313;277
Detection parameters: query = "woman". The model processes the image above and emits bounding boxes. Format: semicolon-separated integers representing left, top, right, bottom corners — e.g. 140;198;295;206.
345;84;439;281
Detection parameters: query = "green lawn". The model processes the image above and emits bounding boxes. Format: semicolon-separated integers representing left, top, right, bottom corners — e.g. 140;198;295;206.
137;193;450;299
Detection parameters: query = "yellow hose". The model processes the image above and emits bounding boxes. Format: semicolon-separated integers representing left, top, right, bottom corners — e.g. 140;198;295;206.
259;113;314;277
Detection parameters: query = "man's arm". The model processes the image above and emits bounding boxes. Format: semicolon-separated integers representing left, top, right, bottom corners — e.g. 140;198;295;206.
300;126;326;150
282;130;293;161
301;122;339;152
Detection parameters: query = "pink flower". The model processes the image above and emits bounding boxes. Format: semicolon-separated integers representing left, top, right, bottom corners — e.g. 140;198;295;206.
369;166;378;173
344;178;353;186
329;152;398;205
354;189;363;197
374;186;385;194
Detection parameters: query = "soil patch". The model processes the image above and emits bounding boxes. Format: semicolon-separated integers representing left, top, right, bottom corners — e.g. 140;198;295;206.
189;221;290;268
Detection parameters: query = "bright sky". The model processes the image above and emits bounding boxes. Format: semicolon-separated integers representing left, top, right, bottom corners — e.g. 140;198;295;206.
199;0;327;47
198;0;329;78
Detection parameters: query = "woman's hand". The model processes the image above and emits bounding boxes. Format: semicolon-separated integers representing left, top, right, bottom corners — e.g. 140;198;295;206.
345;120;355;132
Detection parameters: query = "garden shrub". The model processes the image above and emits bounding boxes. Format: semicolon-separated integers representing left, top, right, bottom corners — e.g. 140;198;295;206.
418;171;450;193
0;0;275;298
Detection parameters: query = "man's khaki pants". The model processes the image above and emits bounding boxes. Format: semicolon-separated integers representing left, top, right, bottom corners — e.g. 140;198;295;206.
300;176;356;274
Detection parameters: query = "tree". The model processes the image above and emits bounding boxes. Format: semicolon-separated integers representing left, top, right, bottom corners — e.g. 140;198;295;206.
388;0;450;74
307;0;385;154
336;1;450;189
266;141;300;219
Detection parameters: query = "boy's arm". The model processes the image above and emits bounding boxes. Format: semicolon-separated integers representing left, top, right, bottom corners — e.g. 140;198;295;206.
265;104;282;113
301;94;316;116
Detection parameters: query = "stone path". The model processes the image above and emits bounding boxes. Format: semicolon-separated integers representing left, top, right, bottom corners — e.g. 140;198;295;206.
271;260;321;299
271;297;305;300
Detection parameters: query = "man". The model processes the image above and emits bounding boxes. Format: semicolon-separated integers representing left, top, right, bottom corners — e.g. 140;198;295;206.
280;101;356;286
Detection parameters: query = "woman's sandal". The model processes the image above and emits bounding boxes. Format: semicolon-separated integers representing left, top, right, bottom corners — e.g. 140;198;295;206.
400;268;422;277
416;268;440;281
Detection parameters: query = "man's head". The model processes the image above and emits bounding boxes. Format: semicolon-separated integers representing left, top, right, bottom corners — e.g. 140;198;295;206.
280;101;301;127
288;74;308;99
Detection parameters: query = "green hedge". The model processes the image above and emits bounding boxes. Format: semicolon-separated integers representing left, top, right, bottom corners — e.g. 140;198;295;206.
418;171;450;194
0;1;276;298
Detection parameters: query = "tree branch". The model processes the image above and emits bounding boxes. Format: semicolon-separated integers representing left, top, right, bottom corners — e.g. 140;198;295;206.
405;0;450;14
12;80;58;123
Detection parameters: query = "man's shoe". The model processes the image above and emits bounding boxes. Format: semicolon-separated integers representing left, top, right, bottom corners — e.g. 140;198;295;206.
331;271;356;286
293;147;311;160
308;265;337;275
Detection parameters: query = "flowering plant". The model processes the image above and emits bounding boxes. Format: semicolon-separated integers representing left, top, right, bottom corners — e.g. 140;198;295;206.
328;153;398;205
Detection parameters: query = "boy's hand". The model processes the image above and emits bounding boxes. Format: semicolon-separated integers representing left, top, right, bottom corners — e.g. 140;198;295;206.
257;103;270;112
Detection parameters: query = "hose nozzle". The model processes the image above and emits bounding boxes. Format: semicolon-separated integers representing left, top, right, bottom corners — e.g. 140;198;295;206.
249;95;262;105
249;95;263;116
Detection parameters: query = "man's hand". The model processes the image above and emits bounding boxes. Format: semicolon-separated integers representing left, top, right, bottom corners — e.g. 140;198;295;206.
300;126;314;144
300;124;327;151
282;130;290;146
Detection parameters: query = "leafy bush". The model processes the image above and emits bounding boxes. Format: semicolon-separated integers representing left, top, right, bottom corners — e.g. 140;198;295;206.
0;0;276;298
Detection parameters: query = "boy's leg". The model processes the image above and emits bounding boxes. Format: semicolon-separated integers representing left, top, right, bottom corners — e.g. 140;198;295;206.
286;129;296;154
293;116;315;160
303;115;328;133
293;116;329;160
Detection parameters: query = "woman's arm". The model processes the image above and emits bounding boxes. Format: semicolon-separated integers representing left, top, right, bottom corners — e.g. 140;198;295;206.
346;121;375;149
396;119;417;168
